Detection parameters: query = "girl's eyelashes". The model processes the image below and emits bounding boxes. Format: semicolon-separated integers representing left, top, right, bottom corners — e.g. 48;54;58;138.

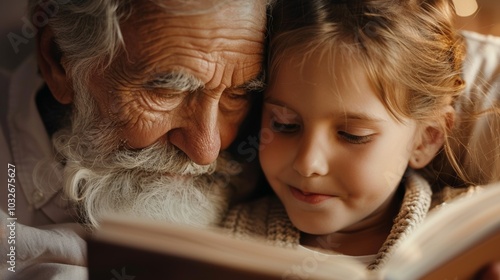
270;119;375;145
338;131;373;144
270;119;301;133
264;104;376;143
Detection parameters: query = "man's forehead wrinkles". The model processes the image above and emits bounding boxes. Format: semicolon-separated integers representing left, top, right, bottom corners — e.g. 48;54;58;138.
121;40;262;91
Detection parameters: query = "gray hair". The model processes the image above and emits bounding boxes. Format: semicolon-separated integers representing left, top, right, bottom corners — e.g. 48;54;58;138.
28;0;131;91
28;0;275;92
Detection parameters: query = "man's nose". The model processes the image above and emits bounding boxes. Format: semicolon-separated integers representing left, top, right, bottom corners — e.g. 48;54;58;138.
168;101;221;165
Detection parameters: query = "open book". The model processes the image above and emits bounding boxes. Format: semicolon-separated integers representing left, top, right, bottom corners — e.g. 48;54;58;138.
88;184;500;280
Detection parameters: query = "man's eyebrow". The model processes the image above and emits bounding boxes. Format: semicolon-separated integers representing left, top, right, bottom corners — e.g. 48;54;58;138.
146;72;204;92
237;72;266;92
146;71;266;93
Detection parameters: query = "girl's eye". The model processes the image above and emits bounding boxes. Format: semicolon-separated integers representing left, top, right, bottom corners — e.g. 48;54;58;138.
270;120;300;133
338;131;373;144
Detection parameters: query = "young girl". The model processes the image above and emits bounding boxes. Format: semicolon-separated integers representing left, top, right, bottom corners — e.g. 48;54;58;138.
221;0;500;270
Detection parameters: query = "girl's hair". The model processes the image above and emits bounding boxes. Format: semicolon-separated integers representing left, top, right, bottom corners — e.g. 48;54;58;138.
268;0;499;188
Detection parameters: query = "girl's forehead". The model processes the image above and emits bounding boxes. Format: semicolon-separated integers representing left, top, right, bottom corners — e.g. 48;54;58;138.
269;44;367;89
271;39;366;74
266;43;414;124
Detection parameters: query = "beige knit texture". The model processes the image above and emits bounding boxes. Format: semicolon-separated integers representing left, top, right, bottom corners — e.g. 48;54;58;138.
220;173;478;271
368;174;432;270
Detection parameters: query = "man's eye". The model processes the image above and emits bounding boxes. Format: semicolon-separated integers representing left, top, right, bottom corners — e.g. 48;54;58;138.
338;131;372;144
140;88;186;111
270;120;300;133
227;91;249;100
224;88;251;102
148;89;184;100
220;90;251;112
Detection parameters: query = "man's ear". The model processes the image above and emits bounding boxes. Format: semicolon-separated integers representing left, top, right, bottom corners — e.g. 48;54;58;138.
409;106;455;169
36;25;74;104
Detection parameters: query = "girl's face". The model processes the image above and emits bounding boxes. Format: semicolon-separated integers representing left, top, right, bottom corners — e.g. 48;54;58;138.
260;51;423;235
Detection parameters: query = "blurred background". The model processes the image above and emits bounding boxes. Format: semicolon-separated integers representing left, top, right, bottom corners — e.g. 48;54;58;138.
454;0;500;36
0;0;34;72
0;0;499;73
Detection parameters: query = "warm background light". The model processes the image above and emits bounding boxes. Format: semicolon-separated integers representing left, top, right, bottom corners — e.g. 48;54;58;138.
454;0;500;36
453;0;479;17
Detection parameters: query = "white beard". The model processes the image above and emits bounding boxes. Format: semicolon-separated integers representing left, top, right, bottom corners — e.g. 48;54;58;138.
52;86;237;228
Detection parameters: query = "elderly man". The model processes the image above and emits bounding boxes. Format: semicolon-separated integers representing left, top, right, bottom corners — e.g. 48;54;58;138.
1;0;271;278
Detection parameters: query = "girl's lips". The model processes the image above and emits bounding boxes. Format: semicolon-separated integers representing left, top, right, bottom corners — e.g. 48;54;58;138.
289;186;333;204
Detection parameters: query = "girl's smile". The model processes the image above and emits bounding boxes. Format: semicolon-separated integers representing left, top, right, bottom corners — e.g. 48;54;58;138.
289;185;336;205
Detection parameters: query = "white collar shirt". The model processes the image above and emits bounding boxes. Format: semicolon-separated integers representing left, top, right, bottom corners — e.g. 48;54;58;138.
1;53;75;226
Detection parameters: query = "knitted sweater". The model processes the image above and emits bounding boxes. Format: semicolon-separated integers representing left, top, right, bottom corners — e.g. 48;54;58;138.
220;173;480;270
